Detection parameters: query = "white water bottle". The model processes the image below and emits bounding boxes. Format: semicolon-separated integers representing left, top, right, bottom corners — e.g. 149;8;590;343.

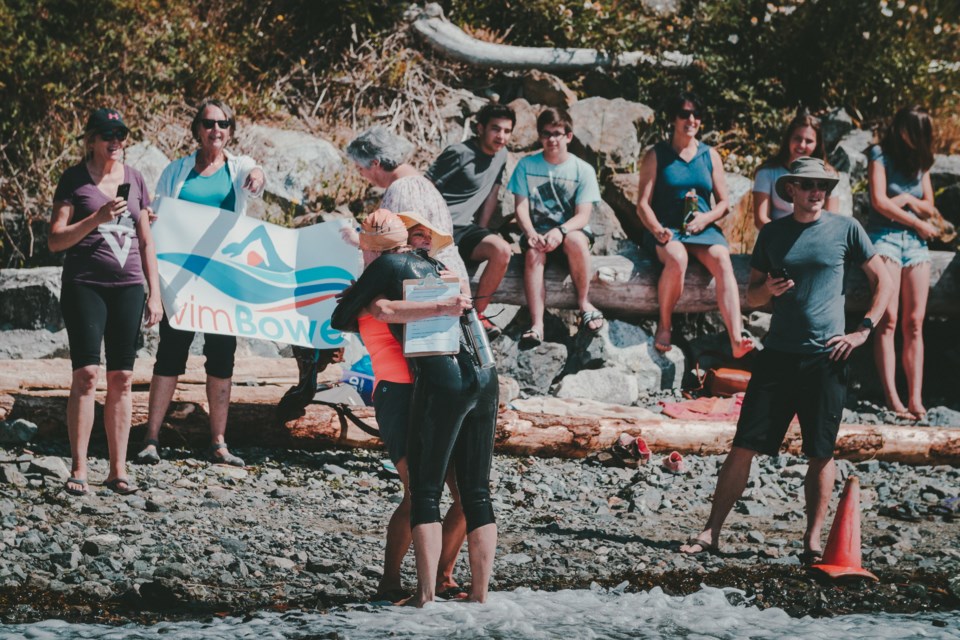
462;309;496;369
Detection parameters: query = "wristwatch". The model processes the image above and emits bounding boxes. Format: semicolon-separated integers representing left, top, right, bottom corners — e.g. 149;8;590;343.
860;317;875;332
558;225;568;237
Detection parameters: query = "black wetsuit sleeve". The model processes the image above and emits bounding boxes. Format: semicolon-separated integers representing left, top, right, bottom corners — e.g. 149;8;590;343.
330;258;395;333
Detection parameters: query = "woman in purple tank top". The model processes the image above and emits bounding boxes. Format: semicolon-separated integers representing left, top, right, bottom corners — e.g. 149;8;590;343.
49;108;163;497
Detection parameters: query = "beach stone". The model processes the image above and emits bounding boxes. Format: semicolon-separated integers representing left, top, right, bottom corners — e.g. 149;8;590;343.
0;419;38;444
501;553;533;565
510;342;568;395
590;200;631;256
930;154;960;190
28;457;69;480
82;534;121;556
745;311;771;340
0;464;27;487
50;550;82;570
555;367;639;405
570;97;655;169
925;406;960;428
521;70;576;108
264;556;296;571
0;328;70;360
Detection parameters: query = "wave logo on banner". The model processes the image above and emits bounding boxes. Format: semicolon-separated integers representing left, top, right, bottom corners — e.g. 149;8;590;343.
153;197;359;349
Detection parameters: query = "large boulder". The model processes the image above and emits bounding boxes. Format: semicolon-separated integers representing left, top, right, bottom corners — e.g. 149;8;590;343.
555;366;639;405
125;141;171;192
505;98;540;152
598;319;685;391
820;107;855;152
0;267;62;330
569;98;655;169
590;200;630;256
0;329;69;360
931;154;960;191
235;125;344;211
522;70;577;108
602;171;646;246
829;129;873;183
498;340;568;396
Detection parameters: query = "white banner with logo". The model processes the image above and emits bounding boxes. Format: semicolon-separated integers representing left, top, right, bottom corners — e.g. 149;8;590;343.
151;197;359;349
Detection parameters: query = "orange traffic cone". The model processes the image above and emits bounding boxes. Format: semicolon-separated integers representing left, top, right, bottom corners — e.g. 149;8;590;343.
812;476;878;581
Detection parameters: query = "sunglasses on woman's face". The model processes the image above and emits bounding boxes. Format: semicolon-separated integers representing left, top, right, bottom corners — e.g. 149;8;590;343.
99;130;128;142
201;118;233;130
795;179;832;192
676;109;701;120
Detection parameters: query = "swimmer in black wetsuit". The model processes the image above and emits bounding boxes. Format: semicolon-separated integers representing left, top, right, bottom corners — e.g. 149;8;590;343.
331;209;499;606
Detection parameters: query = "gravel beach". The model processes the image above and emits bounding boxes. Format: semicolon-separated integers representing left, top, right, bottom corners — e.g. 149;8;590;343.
1;436;958;624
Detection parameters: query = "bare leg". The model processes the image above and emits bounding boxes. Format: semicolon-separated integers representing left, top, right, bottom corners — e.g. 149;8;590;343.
206;375;234;455
410;523;442;607
523;248;548;337
803;457;836;554
680;446;756;552
103;370;134;483
470;236;512;316
465;523;497;603
689;244;753;358
67;365;100;491
437;470;466;592
378;457;412;597
141;374;179;454
562;232;603;330
653;242;688;351
900;262;930;418
872;259;906;413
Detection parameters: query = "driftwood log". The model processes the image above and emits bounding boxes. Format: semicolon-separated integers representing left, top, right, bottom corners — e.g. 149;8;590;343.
405;4;693;72
3;359;958;465
477;250;960;315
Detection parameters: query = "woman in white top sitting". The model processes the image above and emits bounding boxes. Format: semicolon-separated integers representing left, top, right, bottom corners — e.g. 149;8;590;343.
753;111;839;229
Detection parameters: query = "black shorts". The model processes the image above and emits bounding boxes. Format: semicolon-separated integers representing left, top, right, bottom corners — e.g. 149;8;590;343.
733;348;847;459
373;380;413;464
153;314;237;379
453;224;496;264
60;282;145;371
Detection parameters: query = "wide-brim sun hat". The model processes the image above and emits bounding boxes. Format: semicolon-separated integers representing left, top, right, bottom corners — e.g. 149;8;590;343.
775;156;839;203
359;208;408;253
79;107;130;140
396;211;453;256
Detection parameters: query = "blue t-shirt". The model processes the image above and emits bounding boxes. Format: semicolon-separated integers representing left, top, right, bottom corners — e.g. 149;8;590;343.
751;213;875;354
506;152;601;233
651;140;714;228
178;164;237;212
866;145;924;231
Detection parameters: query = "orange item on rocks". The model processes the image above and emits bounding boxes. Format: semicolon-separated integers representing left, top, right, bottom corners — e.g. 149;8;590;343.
812;476;879;581
660;394;744;421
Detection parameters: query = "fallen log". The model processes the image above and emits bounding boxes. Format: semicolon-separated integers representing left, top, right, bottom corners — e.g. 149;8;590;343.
477;250;960;315
4;379;958;465
405;4;692;72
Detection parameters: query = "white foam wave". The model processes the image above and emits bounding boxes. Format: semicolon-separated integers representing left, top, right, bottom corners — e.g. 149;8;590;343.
1;586;957;640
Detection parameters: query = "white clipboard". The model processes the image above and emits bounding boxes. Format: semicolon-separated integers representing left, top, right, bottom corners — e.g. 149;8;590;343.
402;275;461;357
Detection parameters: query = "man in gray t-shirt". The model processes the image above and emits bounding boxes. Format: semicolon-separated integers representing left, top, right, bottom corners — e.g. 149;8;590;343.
680;158;893;564
426;103;516;338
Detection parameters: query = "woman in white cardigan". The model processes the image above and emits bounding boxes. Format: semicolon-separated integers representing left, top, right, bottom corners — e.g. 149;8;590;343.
138;98;264;467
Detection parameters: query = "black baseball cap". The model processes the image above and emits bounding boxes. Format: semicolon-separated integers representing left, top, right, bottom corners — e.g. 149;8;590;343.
81;108;130;138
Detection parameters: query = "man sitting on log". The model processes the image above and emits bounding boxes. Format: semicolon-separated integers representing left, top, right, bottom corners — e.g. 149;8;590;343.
507;107;603;348
680;157;893;563
425;103;515;339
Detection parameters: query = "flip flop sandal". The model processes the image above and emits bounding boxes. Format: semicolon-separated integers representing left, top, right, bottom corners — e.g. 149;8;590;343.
208;443;245;467
519;328;543;349
64;477;88;496
436;587;469;600
799;549;824;566
136;438;161;465
680;537;719;556
578;310;605;335
104;478;139;495
878;503;923;522
370;588;411;604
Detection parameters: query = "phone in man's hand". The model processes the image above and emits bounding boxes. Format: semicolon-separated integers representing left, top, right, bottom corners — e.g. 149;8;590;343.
116;183;131;200
770;266;791;280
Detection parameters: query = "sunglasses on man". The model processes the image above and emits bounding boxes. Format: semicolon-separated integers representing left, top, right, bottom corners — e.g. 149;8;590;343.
99;130;128;142
793;179;833;192
201;118;233;130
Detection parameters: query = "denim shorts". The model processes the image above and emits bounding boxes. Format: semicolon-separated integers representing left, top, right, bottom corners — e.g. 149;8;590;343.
867;227;930;268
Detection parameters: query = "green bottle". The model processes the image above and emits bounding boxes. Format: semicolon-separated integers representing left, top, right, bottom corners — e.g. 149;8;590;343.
680;190;698;236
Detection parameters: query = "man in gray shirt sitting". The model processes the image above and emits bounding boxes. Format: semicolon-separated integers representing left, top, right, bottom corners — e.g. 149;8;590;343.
426;103;515;338
680;157;893;564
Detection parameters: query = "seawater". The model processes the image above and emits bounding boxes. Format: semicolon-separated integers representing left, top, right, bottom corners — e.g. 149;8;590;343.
1;586;958;640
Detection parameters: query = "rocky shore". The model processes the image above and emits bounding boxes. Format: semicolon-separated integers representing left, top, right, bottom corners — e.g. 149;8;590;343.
1;435;958;625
